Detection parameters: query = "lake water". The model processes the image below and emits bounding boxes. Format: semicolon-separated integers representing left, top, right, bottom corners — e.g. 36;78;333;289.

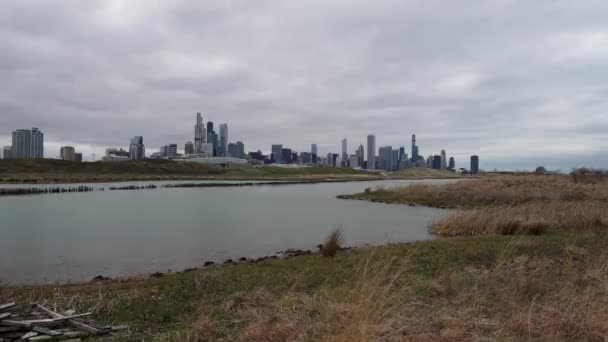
0;179;456;285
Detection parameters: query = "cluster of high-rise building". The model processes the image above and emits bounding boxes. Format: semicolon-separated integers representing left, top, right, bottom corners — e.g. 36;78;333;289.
262;133;480;174
2;128;44;160
1;115;480;173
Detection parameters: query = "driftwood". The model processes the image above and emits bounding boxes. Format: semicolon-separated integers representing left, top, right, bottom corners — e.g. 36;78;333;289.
0;302;125;341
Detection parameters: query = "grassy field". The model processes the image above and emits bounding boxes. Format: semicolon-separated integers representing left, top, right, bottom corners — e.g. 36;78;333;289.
3;230;606;340
0;159;463;183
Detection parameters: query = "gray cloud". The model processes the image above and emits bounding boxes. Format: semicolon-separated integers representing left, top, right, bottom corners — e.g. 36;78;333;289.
1;0;608;169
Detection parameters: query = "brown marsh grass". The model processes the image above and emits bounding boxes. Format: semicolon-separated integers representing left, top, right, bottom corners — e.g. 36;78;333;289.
431;201;608;237
373;175;608;208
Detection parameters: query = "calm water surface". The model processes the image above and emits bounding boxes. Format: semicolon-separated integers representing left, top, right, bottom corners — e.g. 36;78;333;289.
0;179;456;284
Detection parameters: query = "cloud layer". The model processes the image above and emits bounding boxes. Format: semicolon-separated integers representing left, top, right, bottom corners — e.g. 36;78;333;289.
1;0;607;169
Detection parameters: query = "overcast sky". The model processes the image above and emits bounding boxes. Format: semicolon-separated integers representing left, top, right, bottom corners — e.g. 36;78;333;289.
1;1;607;170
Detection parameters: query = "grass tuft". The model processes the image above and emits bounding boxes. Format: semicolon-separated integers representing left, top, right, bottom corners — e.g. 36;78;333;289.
322;228;344;257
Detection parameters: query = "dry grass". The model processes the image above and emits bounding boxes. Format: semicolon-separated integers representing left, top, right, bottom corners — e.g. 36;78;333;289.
361;175;608;208
322;228;344;257
431;201;608;237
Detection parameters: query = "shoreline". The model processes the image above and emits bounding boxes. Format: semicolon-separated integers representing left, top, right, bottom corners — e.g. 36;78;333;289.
0;174;466;185
5;240;423;288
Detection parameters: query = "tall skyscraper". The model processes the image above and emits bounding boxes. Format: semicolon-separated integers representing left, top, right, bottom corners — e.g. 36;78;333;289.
367;135;376;170
440;150;447;170
356;144;364;166
60;146;76;161
272;144;283;163
31;128;44;158
341;138;348;161
471;155;480;174
129;136;145;160
184;141;194;155
411;134;418;164
391;149;399;171
311;144;318;163
448;157;455;171
11;129;31;159
219;123;228;157
378;146;393;171
194;112;206;153
206;121;214;136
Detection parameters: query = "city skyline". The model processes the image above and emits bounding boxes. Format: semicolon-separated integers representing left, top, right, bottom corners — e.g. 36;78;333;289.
1;2;607;170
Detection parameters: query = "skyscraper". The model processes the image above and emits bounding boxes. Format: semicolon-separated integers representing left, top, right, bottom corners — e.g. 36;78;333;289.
282;148;293;164
391;149;399;171
129;136;145;160
356;144;364;166
440;150;447;170
227;142;236;158
194;112;206;153
184;141;194;155
432;155;442;170
60;146;75;161
471;155;480;174
367;135;376;170
11;129;31;159
206;121;214;136
311;144;318;164
235;141;245;159
272;144;283;163
378;146;393;171
411;134;418;163
341;138;348;162
448;157;455;171
31;128;44;158
398;147;406;164
219;123;228;157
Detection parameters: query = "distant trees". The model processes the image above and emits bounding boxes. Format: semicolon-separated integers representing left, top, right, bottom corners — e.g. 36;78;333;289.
570;167;608;183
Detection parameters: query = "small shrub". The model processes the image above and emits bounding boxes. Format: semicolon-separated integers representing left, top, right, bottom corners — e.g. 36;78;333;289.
322;228;344;257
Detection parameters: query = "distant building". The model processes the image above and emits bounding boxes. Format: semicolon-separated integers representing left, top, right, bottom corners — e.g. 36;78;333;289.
348;154;359;168
129;136;145;160
199;143;214;157
398;147;406;165
300;152;312;164
194;112;206;153
341;138;348;161
227;142;236;158
75;153;83;162
391;149;399;171
219;123;228;157
249;151;265;161
281;148;293;164
426;156;434;168
11;128;44;159
2;146;12;159
206;121;214;136
272;144;283;163
208;132;219;156
441;150;447;170
311;144;318;163
356;145;364;167
235;141;245;159
332;153;339;167
60;146;76;161
378;146;393;171
448;157;455;171
102;148;129;162
367;135;376;170
184;141;194;155
432;155;442;170
160;144;178;159
31;128;44;158
471;155;480;174
411;134;418;164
